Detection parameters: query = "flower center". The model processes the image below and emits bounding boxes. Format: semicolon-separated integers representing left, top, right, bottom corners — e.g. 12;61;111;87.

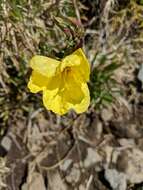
62;67;72;87
63;67;71;76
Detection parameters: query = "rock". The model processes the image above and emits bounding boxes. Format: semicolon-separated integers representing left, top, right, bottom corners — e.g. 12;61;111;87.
48;171;67;190
125;148;143;184
1;136;12;151
118;138;135;148
116;148;143;184
66;164;81;184
101;108;113;122
22;172;46;190
60;159;73;171
21;183;27;190
105;169;127;190
79;184;86;190
84;148;102;168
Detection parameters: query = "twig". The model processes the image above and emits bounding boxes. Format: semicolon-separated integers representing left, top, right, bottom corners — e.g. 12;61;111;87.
86;175;93;190
8;133;22;151
37;142;76;171
11;166;16;190
73;0;82;27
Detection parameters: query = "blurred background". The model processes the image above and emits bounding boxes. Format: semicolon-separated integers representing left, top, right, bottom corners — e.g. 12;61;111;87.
0;0;143;189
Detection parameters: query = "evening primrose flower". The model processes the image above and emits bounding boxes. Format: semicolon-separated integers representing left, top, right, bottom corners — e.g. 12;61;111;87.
28;48;90;115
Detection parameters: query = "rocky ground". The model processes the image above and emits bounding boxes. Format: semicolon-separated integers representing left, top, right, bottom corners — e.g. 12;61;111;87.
0;0;143;190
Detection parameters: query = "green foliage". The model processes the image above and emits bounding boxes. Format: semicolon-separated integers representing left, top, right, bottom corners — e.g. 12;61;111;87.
135;185;143;190
90;54;121;107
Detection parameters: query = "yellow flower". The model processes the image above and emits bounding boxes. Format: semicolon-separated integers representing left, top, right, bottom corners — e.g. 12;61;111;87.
28;48;90;115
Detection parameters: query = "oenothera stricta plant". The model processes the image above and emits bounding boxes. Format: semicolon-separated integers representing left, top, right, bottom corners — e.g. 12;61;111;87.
28;48;90;115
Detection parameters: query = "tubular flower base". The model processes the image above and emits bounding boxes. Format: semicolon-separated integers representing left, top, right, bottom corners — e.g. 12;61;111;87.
28;48;90;115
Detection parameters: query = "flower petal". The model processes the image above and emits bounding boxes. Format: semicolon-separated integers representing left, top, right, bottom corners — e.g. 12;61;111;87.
42;74;68;115
72;48;90;82
61;48;90;82
42;71;90;115
30;55;60;77
43;90;68;115
71;83;90;113
28;71;50;93
63;73;90;113
61;54;81;72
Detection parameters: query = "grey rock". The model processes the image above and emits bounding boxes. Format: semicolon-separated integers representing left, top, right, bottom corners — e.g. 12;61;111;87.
1;136;12;151
105;169;127;190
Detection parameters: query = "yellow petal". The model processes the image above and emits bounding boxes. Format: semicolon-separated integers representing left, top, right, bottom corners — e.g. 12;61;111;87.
42;70;90;115
63;73;90;113
28;71;49;93
75;83;90;113
30;55;60;77
61;48;90;82
42;74;68;115
67;83;90;113
43;90;68;115
70;49;90;82
61;54;81;72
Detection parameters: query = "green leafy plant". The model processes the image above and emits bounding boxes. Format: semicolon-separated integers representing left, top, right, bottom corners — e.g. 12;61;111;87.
90;53;121;107
139;0;143;5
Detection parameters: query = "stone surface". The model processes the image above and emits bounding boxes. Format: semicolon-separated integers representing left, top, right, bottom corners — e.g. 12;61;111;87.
101;108;113;122
1;136;12;151
22;172;46;190
125;148;143;184
84;148;102;168
66;164;81;184
105;169;127;190
60;159;73;171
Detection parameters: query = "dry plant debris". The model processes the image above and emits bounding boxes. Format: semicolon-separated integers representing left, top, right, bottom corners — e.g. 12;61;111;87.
0;0;143;190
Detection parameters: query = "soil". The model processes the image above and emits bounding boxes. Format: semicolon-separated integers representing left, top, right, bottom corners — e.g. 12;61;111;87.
0;95;143;190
